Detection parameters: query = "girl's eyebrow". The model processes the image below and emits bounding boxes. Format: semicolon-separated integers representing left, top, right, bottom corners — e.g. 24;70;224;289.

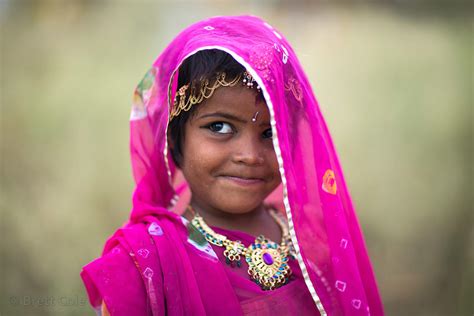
197;112;247;123
197;112;271;127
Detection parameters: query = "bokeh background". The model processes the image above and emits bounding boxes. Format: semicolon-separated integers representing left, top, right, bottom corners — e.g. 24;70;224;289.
1;1;472;315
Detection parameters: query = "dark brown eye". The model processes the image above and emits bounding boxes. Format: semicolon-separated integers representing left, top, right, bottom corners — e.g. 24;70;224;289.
263;128;273;139
208;122;233;134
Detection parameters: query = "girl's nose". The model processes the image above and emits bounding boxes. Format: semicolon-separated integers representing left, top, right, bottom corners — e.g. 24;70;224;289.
232;136;265;166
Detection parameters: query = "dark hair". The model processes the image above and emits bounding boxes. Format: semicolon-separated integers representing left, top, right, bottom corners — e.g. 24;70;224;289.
168;49;252;167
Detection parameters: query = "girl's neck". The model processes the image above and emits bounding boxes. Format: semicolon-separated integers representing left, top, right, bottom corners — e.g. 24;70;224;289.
184;200;281;242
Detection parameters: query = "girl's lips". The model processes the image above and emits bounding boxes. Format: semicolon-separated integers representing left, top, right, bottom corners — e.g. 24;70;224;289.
220;175;265;186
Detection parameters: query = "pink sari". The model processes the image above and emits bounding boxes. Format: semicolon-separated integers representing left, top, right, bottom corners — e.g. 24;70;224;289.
81;15;384;315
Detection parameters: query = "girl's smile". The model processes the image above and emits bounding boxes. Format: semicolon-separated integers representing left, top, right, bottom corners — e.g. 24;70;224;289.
219;175;265;186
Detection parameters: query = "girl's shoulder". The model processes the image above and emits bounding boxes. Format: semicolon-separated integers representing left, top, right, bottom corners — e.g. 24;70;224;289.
81;242;150;315
81;219;170;315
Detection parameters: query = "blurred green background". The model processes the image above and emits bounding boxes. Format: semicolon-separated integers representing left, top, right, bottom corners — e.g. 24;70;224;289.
1;1;472;315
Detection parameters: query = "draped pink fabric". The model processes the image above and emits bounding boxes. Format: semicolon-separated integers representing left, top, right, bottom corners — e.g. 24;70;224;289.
81;15;384;315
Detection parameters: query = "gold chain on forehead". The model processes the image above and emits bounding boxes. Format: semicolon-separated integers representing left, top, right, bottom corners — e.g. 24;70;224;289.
169;71;259;121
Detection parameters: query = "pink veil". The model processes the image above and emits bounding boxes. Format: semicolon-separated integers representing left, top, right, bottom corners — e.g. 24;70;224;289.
83;15;383;316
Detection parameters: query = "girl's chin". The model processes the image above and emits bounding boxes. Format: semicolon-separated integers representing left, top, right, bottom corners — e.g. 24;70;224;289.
212;200;266;215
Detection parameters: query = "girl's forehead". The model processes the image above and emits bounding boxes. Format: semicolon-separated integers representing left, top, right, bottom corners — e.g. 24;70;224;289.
196;85;267;115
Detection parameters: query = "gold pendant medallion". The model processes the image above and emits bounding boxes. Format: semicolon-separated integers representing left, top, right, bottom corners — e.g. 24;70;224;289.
245;235;291;290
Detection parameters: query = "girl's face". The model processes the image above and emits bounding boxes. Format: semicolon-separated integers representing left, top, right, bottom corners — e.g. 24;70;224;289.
179;85;281;215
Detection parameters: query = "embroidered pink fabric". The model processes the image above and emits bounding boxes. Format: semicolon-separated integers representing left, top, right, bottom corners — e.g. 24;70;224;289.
81;15;384;315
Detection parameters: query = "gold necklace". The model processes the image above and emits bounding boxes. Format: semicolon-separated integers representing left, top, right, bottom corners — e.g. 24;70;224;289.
188;206;293;290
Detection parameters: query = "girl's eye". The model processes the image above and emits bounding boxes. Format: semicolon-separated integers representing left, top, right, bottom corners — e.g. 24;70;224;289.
263;128;273;139
208;122;234;134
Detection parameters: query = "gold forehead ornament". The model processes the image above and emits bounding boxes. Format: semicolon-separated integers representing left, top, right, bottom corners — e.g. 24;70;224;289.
170;71;261;121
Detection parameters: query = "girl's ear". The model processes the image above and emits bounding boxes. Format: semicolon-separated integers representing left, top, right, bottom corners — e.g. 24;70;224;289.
167;129;182;168
167;131;175;151
166;136;174;151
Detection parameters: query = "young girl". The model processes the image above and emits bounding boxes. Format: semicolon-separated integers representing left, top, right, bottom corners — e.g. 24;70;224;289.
81;15;384;316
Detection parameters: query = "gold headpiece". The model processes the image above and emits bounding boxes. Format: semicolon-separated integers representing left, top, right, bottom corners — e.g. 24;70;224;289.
170;71;260;121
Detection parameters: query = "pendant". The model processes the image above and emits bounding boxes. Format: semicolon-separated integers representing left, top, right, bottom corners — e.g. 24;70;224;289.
223;240;245;267
245;235;291;290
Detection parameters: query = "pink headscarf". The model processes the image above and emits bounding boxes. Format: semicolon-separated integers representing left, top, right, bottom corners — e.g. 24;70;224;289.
81;15;383;316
